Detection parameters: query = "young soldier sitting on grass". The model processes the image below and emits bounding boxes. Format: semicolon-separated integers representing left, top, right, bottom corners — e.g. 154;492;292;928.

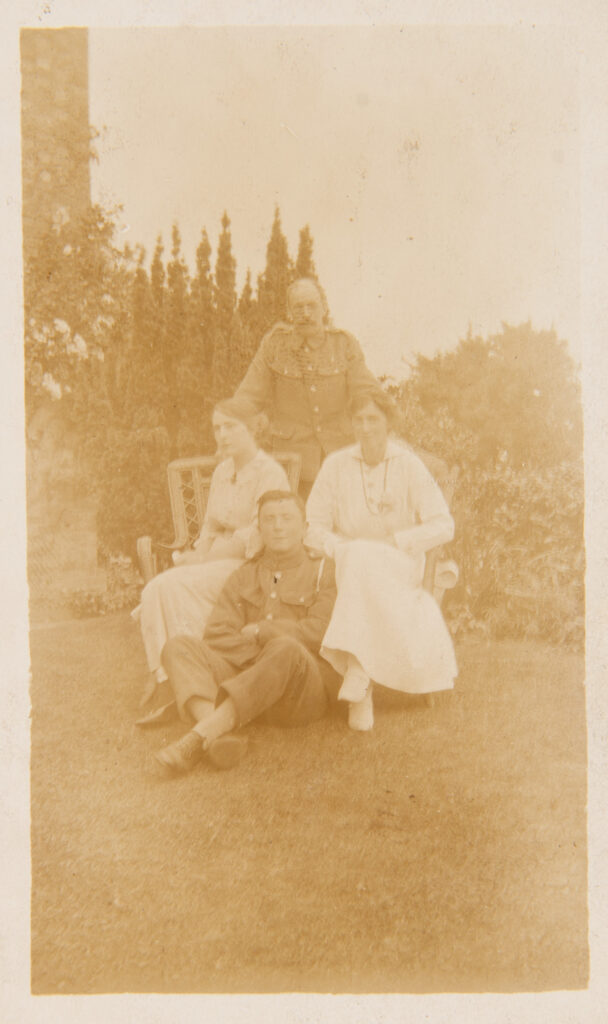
155;490;340;773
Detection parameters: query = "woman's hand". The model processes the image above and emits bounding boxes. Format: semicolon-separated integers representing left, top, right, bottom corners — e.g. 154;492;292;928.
173;548;210;566
392;528;423;558
172;548;198;565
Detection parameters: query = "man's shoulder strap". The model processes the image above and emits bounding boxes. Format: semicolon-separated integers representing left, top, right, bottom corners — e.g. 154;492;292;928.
325;326;362;351
261;322;295;360
264;320;293;341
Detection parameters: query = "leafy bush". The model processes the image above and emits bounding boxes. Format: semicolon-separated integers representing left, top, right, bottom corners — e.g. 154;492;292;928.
63;555;142;618
96;426;173;562
394;324;585;649
451;459;584;647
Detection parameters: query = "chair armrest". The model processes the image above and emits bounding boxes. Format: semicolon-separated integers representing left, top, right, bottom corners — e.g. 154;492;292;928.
136;536;190;584
422;548;459;605
136;536;157;585
156;539;190;553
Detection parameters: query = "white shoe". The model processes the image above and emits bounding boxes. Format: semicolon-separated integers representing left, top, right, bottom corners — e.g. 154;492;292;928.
339;669;370;703
348;687;374;731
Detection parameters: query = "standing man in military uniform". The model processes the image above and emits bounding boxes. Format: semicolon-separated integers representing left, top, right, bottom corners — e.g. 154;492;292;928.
233;278;379;492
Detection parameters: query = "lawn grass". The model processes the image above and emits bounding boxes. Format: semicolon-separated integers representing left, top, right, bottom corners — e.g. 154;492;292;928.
29;611;588;993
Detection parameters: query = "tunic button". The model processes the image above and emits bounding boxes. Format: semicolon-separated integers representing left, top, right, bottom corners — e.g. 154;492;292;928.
308;365;313;371
315;425;321;432
266;613;273;620
310;385;316;392
299;596;305;603
313;406;319;412
270;591;277;598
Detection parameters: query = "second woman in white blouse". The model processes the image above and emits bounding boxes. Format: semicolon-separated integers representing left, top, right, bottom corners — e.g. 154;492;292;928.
306;389;457;731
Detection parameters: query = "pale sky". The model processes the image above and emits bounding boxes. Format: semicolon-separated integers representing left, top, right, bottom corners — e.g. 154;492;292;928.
89;25;580;377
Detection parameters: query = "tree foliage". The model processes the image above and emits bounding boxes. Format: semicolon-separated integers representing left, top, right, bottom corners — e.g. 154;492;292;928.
25;204;320;560
256;206;294;337
394;323;584;648
295;224;316;279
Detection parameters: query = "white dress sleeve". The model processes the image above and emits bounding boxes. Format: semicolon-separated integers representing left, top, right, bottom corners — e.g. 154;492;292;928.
393;452;454;554
305;458;344;558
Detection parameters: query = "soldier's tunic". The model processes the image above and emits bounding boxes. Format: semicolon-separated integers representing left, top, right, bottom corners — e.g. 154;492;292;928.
161;546;341;727
233;322;378;483
136;449;289;682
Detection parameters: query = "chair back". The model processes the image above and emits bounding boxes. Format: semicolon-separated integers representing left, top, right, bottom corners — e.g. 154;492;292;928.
412;447;457;504
166;450;302;548
411;447;458;596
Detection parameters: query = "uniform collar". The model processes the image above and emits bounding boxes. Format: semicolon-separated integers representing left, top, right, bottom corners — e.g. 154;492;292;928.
289;328;326;351
260;545;308;570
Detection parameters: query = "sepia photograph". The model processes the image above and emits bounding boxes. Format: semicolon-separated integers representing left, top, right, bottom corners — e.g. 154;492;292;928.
4;2;608;1019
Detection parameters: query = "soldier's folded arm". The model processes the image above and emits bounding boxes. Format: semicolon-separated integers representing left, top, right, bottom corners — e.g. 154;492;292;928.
202;571;259;665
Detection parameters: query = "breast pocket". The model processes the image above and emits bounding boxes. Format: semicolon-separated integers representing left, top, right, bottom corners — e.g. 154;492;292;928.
237;583;266;620
278;588;317;619
315;370;348;415
271;372;305;418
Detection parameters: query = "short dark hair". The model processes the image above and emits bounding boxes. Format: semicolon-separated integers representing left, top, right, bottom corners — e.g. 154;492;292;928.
257;490;306;519
349;388;401;430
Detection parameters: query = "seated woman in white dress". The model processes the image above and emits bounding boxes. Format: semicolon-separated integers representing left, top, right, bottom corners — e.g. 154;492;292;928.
136;396;290;712
305;389;457;732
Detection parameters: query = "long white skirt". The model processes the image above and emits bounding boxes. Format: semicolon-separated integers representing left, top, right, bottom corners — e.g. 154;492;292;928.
320;539;457;694
135;559;243;679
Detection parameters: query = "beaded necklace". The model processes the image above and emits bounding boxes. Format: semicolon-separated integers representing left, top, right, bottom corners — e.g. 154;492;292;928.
359;457;389;515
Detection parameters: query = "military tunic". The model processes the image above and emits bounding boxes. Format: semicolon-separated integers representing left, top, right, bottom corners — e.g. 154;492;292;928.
233;322;378;483
161;546;341;726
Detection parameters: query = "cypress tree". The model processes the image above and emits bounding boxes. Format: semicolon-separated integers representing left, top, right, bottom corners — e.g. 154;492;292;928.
214;211;237;337
150;235;166;369
165;224;190;449
295;224;316;279
212;212;238;395
238;268;255;325
191;228;214;372
149;235;175;440
172;227;216;454
124;246;157;428
256;206;293;335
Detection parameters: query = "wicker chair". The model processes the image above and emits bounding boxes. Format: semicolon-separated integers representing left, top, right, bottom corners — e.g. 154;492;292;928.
136;451;302;584
410;448;459;707
413;448;459;603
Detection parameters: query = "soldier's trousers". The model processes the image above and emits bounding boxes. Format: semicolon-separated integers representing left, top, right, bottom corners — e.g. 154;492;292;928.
161;634;339;728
